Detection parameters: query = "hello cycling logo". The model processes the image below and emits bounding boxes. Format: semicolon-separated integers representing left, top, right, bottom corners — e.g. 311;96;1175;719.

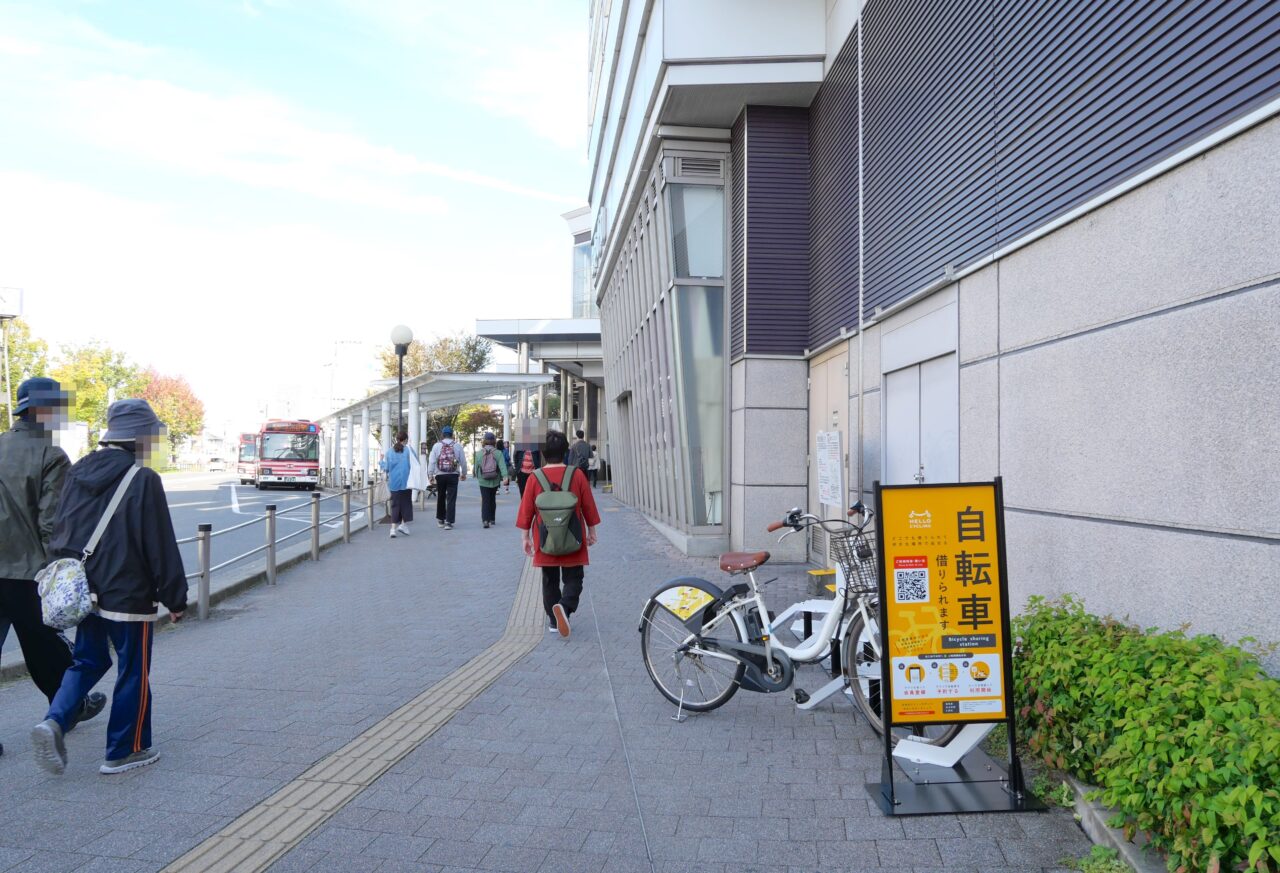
907;510;932;529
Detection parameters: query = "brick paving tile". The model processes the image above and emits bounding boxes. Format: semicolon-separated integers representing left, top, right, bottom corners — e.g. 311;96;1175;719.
3;491;1101;873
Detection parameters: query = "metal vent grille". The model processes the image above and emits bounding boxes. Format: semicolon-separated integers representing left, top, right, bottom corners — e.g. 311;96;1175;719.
676;157;722;179
809;525;828;566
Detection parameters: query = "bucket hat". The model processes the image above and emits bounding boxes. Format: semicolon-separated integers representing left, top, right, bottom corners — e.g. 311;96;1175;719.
15;377;68;415
441;425;453;437
102;399;163;441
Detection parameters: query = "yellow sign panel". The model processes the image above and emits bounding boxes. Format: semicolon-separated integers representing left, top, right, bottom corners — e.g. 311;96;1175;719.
878;483;1008;724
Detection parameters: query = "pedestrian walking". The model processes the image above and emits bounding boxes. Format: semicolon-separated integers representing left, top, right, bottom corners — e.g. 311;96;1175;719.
516;430;601;639
31;399;188;776
587;445;599;488
513;445;541;497
497;439;513;485
427;425;467;530
379;430;415;538
567;429;591;476
473;432;510;528
0;378;106;730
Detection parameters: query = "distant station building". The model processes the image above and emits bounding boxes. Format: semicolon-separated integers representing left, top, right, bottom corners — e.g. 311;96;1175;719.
585;1;1280;663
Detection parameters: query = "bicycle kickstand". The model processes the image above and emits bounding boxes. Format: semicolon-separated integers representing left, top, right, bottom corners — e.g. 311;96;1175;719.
671;657;689;723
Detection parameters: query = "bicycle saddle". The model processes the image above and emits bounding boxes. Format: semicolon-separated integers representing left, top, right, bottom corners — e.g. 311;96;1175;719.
719;551;770;573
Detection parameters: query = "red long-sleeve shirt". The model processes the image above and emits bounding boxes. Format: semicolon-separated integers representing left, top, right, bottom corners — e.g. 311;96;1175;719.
515;464;602;567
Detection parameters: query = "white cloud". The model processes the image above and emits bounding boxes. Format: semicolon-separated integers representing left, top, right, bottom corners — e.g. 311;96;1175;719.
0;171;571;430
61;74;577;212
332;0;589;153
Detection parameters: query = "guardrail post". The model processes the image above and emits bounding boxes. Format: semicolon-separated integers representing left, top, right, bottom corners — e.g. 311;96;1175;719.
366;480;375;532
342;486;351;544
197;523;212;620
310;492;321;560
265;504;277;585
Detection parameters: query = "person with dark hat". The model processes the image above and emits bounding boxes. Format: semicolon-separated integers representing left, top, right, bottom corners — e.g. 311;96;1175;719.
0;377;106;751
472;431;509;528
426;424;467;530
31;398;188;776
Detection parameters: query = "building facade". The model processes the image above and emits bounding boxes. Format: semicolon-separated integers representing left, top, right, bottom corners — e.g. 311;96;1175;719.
588;0;1280;665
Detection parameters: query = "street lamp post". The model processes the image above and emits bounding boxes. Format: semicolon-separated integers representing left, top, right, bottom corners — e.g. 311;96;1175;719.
390;325;413;436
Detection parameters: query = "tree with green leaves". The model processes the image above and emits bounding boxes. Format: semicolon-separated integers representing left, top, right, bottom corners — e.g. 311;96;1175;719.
140;369;205;461
1;318;49;419
51;342;144;447
377;332;493;379
451;404;503;446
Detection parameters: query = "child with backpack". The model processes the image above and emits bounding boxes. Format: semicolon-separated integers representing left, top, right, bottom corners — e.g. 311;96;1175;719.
516;430;601;638
473;432;509;529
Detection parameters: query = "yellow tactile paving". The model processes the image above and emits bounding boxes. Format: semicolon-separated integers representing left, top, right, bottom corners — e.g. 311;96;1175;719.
162;560;543;873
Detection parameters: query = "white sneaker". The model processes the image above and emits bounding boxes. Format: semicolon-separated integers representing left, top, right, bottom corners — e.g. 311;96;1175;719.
398;524;410;536
389;527;397;538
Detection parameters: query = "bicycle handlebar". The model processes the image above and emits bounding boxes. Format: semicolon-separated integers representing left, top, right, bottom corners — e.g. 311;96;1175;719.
766;521;785;532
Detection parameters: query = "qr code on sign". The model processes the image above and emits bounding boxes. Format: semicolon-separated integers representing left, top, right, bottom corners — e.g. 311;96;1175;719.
894;569;929;603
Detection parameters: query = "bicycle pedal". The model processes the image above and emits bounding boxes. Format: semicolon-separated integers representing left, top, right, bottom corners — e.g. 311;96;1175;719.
793;688;810;705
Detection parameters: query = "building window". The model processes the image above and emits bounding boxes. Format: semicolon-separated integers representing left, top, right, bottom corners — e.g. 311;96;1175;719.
572;241;596;318
673;284;724;525
669;184;725;280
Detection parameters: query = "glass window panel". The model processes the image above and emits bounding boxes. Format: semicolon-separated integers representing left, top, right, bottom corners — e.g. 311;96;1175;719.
672;285;725;526
669;184;725;280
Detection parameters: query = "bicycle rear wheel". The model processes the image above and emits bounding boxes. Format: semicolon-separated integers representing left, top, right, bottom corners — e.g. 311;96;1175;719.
640;592;746;713
843;611;962;746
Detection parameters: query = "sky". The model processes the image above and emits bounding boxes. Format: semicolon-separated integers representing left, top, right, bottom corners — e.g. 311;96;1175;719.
0;0;588;436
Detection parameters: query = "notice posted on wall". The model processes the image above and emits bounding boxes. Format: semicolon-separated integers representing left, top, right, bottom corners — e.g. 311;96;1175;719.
816;430;843;507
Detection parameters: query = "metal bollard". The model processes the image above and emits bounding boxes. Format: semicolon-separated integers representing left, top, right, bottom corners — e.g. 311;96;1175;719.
366;481;375;532
197;523;212;620
310;492;320;560
265;504;277;585
342;486;351;543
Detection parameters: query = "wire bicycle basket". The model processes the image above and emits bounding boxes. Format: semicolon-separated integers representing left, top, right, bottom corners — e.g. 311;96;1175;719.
830;527;878;596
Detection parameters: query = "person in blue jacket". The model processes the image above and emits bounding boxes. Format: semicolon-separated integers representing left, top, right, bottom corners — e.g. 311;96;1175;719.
379;430;414;538
32;399;187;776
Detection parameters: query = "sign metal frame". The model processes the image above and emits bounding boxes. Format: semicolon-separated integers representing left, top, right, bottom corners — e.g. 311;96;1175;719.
867;477;1042;816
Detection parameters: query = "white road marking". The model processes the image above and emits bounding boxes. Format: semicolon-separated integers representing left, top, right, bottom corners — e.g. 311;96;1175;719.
168;500;216;508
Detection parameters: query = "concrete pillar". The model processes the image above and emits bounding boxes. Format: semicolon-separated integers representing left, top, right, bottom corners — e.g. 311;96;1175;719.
360;407;371;479
419;409;428;448
379;400;391;459
587;382;600;441
407;388;420;452
537;361;547;419
517;342;530;417
342;415;354;473
502;394;512;443
559;370;570;432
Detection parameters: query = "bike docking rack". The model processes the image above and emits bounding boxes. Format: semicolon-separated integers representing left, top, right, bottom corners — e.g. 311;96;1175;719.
174;483;377;620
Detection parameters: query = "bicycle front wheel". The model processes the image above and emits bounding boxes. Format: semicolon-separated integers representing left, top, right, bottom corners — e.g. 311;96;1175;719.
640;592;746;713
843;611;963;746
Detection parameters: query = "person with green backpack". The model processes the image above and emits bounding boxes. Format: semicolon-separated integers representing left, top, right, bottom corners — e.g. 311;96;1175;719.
515;430;601;638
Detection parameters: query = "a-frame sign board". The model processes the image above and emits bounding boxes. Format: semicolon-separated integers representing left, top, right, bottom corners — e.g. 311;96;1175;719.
866;477;1044;815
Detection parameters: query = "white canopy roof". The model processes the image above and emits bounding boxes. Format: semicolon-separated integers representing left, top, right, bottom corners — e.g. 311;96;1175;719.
321;371;556;422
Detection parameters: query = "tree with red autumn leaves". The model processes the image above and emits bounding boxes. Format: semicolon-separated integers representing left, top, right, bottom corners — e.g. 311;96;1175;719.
140;369;205;461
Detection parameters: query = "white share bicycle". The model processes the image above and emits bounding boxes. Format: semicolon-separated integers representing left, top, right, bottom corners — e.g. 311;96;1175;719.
639;503;961;748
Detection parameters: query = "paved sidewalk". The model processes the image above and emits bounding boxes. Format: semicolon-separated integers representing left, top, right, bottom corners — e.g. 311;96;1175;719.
0;486;1091;872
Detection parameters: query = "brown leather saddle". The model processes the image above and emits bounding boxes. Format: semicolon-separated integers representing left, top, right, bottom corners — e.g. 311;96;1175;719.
718;550;771;574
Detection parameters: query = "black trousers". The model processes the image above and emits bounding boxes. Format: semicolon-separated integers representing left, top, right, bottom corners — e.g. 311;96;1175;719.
516;471;531;496
542;566;585;619
434;474;459;523
480;486;498;523
0;579;73;703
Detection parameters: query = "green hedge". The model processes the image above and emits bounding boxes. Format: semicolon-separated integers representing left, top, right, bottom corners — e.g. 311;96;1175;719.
1012;596;1280;873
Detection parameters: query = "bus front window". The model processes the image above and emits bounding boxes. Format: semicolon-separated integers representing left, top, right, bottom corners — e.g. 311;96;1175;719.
261;433;319;461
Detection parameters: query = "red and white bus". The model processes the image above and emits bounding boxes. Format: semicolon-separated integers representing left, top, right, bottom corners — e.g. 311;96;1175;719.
236;432;258;486
255;419;322;490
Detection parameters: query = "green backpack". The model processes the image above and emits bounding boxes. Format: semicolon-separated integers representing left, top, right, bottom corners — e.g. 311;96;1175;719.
532;465;583;556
